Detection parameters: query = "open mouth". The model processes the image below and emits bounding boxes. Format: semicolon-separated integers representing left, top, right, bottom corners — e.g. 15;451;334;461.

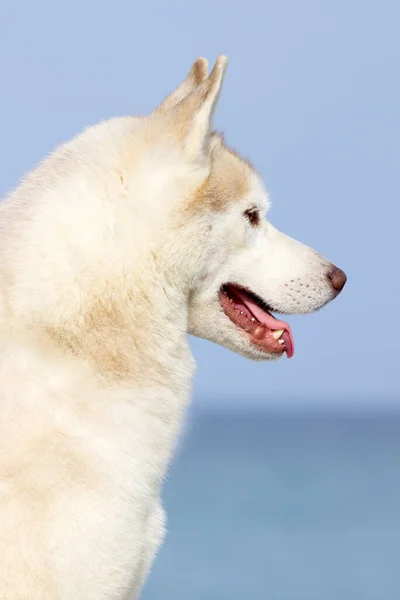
219;284;294;358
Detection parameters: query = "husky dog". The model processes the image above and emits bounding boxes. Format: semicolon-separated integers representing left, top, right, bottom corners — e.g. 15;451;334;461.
0;56;346;598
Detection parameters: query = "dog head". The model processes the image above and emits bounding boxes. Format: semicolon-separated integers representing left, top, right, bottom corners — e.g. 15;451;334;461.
149;56;347;360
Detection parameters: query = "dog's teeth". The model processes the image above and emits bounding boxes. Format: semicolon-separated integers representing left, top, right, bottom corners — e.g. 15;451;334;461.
240;311;244;315
278;339;285;345
272;329;284;340
251;317;256;322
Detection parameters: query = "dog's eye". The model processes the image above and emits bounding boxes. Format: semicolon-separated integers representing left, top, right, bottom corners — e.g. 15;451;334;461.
244;208;260;227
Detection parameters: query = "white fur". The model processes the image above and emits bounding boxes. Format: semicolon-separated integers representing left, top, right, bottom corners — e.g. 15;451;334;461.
0;57;343;598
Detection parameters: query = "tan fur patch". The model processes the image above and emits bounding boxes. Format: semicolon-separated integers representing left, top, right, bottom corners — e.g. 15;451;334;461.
45;287;173;386
187;137;253;214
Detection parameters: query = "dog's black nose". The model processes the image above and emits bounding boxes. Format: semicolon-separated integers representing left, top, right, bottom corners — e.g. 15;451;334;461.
327;265;347;294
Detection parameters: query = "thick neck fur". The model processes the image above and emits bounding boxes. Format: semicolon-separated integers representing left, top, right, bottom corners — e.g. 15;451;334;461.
0;249;195;486
0;248;193;391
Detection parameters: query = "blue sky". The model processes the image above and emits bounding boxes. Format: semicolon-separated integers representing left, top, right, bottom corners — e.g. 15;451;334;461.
0;1;398;411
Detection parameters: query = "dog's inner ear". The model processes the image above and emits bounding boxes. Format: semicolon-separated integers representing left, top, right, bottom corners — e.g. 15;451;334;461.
156;57;209;114
168;55;228;160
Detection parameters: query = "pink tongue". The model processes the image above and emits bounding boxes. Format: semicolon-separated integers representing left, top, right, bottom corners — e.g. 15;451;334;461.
235;289;294;358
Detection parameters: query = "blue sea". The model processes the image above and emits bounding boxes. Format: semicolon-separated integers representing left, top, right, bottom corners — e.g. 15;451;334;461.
142;413;400;600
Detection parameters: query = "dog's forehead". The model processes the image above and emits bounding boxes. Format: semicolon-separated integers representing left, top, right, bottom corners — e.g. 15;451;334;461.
249;169;270;212
187;140;267;214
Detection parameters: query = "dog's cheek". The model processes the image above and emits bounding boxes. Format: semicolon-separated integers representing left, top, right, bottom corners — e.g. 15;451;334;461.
228;220;247;249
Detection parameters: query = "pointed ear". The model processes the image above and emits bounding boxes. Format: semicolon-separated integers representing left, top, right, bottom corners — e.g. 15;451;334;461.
170;55;228;159
155;57;209;113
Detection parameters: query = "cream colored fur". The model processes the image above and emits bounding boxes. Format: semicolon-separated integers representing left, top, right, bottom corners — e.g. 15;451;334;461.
0;56;343;598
